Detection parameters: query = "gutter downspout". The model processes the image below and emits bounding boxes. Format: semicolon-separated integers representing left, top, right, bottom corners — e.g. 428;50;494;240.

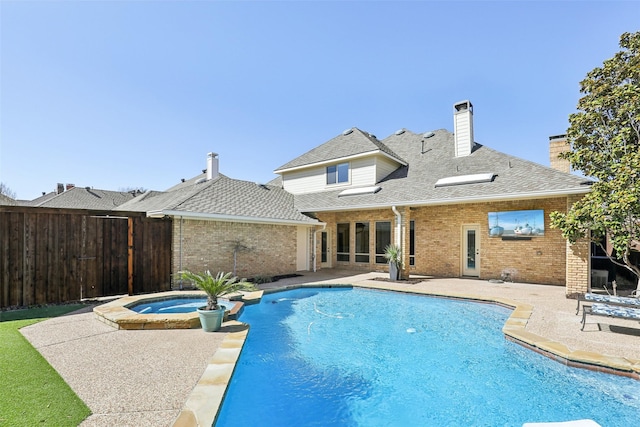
313;223;327;273
179;216;183;290
391;206;402;247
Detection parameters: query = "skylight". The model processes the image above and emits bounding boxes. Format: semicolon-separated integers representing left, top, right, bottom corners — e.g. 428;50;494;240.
434;173;496;187
338;186;381;197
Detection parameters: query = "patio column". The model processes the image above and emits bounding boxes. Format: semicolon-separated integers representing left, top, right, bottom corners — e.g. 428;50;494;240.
565;195;590;297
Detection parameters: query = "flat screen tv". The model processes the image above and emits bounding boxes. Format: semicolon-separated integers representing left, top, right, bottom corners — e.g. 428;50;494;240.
488;209;544;238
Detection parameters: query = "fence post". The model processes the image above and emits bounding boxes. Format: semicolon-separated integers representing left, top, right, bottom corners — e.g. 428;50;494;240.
128;217;133;296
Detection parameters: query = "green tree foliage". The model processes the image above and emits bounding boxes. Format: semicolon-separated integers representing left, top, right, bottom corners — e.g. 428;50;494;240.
550;31;640;289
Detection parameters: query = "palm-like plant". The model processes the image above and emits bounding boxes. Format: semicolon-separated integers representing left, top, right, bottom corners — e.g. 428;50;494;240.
384;244;404;280
180;271;256;310
384;244;404;269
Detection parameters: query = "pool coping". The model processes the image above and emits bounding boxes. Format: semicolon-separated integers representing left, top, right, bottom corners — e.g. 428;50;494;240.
173;282;640;427
92;290;260;330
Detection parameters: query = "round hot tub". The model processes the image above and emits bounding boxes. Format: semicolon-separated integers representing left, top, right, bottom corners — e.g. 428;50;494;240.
93;291;256;330
127;296;232;314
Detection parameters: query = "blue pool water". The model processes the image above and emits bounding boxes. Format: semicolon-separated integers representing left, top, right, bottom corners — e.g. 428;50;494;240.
128;297;230;314
214;287;640;426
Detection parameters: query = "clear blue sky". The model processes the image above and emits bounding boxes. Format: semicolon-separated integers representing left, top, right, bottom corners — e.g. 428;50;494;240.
1;1;639;200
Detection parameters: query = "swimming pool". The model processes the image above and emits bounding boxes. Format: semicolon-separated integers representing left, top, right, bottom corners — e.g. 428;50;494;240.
214;287;639;426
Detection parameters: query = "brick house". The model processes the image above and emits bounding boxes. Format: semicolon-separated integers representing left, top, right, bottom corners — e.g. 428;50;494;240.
118;100;592;295
116;153;321;280
273;101;592;295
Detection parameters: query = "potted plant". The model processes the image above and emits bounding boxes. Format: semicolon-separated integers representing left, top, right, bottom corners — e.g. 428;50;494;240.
180;270;256;332
384;244;404;281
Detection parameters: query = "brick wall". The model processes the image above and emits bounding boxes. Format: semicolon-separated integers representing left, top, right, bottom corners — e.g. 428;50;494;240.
316;197;577;287
172;219;300;281
564;195;590;296
549;135;571;173
412;198;568;285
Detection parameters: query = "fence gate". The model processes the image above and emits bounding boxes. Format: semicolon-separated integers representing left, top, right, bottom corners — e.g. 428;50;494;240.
0;207;172;308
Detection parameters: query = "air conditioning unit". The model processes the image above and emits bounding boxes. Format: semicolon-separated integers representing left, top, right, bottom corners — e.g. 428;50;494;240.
591;269;608;289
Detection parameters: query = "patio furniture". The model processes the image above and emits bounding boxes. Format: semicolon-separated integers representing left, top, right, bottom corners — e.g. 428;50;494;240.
580;303;640;331
575;293;640;315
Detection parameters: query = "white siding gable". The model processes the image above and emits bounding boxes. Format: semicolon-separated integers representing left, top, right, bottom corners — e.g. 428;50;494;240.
281;154;401;195
376;157;400;182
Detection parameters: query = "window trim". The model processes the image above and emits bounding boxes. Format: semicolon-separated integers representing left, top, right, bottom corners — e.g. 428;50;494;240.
354;221;370;263
409;220;415;266
336;222;350;262
375;221;391;264
326;162;350;185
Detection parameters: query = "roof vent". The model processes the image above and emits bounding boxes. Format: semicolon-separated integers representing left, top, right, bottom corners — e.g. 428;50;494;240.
195;177;206;185
342;128;354;136
338;186;381;197
395;129;406;135
423;131;435;138
435;173;495;187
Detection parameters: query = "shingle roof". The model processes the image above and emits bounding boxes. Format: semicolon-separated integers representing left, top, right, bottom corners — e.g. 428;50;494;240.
274;127;406;172
292;129;592;212
16;191;58;207
0;193;16;206
34;187;139;210
118;173;318;224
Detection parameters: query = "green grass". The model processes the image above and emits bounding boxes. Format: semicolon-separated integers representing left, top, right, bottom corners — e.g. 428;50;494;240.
0;305;92;426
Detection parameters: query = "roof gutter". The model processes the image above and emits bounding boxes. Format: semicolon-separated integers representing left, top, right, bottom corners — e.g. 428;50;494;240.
147;209;322;227
300;186;592;213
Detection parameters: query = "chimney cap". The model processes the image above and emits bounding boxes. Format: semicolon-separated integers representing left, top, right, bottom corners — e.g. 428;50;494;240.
454;100;473;112
549;134;567;141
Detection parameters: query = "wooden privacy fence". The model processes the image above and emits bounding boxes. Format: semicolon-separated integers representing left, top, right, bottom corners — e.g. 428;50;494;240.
0;207;172;309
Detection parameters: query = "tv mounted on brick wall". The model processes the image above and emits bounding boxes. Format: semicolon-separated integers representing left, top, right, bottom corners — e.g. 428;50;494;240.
488;209;544;238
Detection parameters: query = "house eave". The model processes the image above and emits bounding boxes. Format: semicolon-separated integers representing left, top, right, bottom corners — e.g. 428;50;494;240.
274;150;407;174
147;209;322;227
299;187;592;213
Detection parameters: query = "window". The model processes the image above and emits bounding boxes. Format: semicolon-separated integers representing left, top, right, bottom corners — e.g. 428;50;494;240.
355;222;370;263
327;162;349;185
337;223;350;262
409;220;415;266
321;232;327;263
375;221;391;264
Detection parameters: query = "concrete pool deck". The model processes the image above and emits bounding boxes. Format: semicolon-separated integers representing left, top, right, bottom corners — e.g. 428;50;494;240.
20;271;640;427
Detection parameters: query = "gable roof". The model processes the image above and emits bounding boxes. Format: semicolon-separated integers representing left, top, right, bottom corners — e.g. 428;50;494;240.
0;193;16;206
274;127;406;173
118;173;319;226
19;191;58;206
292;129;592;212
32;187;139;210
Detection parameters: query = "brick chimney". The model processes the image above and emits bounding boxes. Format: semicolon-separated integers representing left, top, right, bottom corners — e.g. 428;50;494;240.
453;100;474;157
549;134;571;173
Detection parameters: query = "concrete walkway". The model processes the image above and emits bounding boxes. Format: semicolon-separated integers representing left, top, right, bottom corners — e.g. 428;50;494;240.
20;271;640;426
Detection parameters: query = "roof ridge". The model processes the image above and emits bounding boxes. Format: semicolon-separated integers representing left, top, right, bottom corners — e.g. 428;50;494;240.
355;128;407;165
170;175;225;210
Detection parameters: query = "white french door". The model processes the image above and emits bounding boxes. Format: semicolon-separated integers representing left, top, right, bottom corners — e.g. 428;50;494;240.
462;225;480;277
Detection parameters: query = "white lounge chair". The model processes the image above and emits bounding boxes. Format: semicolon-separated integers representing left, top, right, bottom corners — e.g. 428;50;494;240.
581;303;640;331
575;292;640;315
